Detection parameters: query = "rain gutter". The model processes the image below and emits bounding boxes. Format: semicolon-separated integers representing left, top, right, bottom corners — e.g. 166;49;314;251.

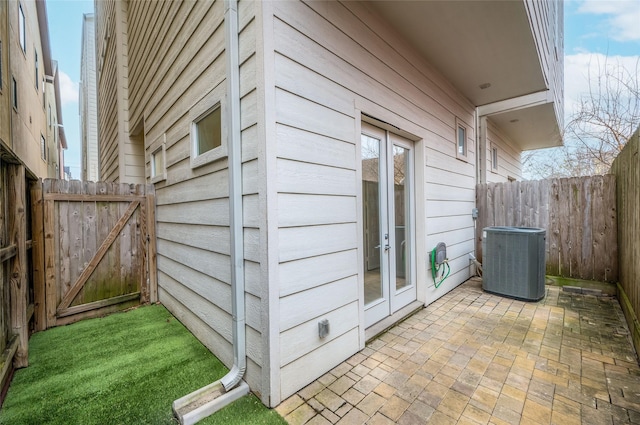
172;1;249;423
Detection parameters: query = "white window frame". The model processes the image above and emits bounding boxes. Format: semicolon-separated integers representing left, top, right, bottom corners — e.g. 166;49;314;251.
150;135;167;184
455;117;470;162
189;83;227;169
491;143;499;172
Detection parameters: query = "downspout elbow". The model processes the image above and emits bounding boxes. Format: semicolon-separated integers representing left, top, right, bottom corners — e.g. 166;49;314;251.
222;363;246;391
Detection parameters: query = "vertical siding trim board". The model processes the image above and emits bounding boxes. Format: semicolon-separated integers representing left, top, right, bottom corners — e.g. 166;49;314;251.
255;0;280;407
354;113;366;349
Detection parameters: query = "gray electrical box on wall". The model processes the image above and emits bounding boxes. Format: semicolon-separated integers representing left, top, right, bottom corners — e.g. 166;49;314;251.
318;319;329;338
482;226;546;301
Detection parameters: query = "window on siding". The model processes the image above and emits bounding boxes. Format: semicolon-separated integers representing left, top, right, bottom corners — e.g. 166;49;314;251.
455;117;469;161
34;50;38;90
19;4;26;53
40;134;46;160
195;106;221;155
150;136;166;183
12;77;17;109
491;145;499;171
190;85;227;169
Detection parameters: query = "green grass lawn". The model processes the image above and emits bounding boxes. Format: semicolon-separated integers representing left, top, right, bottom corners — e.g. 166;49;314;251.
0;305;285;425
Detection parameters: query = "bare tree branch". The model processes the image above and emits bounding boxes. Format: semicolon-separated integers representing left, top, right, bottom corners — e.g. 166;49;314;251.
524;57;639;179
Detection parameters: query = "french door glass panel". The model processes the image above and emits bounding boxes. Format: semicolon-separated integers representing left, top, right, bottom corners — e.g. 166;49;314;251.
361;133;384;305
362;123;415;328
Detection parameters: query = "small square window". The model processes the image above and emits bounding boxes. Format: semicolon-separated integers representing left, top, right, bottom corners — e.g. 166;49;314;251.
150;136;166;183
195;106;221;155
455;117;470;161
457;126;466;156
491;145;499;171
190;85;227;169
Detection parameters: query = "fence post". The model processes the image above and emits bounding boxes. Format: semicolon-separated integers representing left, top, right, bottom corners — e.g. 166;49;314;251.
31;180;46;331
7;164;28;368
43;180;57;328
147;186;158;303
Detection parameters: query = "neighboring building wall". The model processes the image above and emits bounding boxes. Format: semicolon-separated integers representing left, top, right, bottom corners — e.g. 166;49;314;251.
80;13;99;182
8;0;50;177
44;70;56;177
268;1;477;402
485;118;522;183
0;1;10;149
525;0;564;129
95;0;142;183
124;0;265;398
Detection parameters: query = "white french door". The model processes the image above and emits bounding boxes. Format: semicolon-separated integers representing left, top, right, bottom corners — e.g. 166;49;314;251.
361;122;416;328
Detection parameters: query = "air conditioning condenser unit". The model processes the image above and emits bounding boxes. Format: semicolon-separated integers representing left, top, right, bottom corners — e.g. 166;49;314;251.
482;226;546;301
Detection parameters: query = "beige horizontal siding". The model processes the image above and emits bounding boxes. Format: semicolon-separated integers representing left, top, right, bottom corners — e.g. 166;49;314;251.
272;0;479;401
124;0;263;396
486;118;522;183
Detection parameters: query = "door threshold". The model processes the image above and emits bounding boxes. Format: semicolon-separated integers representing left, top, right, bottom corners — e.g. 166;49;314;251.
365;300;424;342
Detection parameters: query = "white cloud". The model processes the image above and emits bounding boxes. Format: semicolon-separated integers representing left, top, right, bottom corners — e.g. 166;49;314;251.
564;53;640;118
577;0;640;42
59;71;79;106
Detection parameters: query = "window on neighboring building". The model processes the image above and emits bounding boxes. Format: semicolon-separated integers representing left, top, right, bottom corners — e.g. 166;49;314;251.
19;4;26;53
41;134;46;160
491;145;499;171
12;77;17;109
455;117;469;161
34;50;38;90
0;41;3;90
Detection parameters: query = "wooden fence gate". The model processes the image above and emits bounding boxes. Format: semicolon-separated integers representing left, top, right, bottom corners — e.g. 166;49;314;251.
32;180;157;330
476;175;618;283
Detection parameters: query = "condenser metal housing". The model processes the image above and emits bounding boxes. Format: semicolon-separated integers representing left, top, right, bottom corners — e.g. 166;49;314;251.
482;226;546;301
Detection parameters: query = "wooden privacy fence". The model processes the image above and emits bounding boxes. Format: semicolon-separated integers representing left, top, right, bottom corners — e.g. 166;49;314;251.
610;127;640;355
476;175;617;283
0;154;32;392
31;180;157;330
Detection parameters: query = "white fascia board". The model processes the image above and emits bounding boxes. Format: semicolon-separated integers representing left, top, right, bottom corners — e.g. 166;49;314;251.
477;90;554;117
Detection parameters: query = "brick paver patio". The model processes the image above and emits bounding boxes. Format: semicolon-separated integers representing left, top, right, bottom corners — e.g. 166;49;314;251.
277;277;640;424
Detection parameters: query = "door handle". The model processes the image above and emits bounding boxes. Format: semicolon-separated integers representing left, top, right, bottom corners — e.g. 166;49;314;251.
374;244;391;251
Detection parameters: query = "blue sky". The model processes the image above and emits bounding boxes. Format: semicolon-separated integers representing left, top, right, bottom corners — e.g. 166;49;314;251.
46;0;93;179
45;0;640;180
563;0;640;123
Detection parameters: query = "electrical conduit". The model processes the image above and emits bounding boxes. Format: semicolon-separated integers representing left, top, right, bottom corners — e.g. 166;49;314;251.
172;1;249;423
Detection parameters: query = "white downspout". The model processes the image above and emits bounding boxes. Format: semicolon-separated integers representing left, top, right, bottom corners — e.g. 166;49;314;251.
221;0;246;391
172;1;249;423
